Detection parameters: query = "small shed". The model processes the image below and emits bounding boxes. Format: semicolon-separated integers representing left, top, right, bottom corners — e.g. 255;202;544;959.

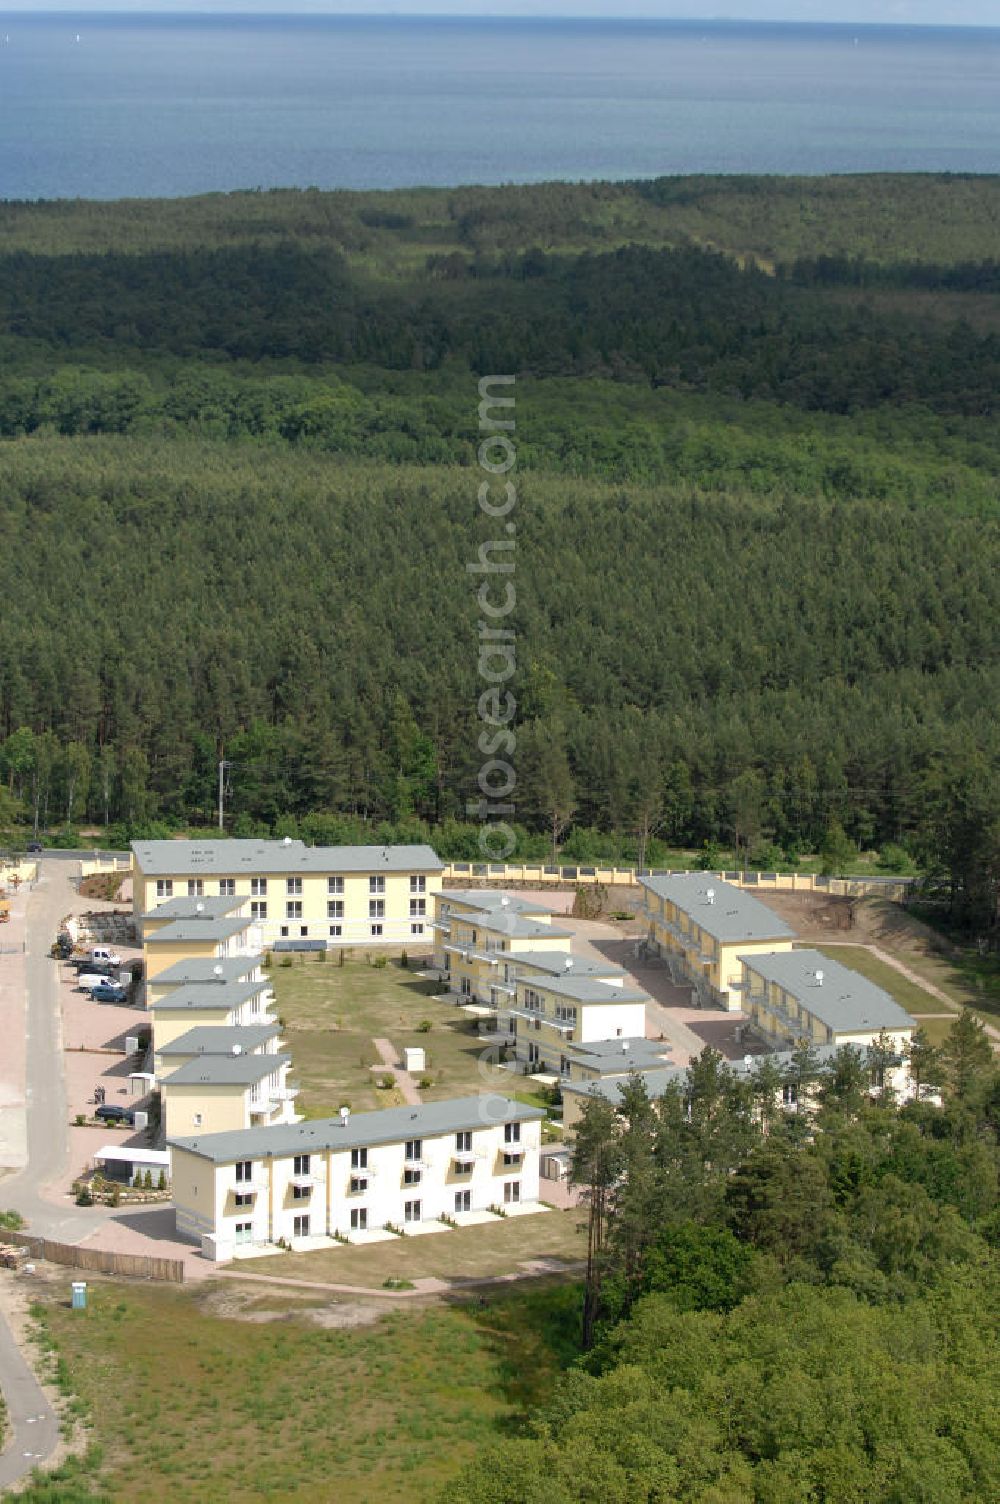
94;1144;171;1185
403;1046;426;1074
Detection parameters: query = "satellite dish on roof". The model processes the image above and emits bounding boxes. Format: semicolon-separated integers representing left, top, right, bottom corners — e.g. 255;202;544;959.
195;901;204;913
564;956;574;969
815;969;824;986
213;964;224;977
340;1105;350;1125
232;1043;242;1056
500;895;510;907
706;888;716;904
282;836;292;846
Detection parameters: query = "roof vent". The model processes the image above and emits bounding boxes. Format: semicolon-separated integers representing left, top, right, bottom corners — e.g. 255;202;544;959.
815;969;824;986
706;888;716;905
282;835;292;846
339;1105;350;1126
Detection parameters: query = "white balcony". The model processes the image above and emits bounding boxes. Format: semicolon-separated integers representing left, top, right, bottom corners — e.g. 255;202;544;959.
289;1173;315;1191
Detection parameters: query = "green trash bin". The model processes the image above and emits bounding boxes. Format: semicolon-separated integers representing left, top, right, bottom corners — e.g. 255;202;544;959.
71;1281;87;1311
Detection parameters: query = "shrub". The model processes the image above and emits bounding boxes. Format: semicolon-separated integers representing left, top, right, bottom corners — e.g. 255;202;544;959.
417;1076;433;1090
376;1075;394;1090
74;1114;85;1126
382;1276;415;1290
109;1182;121;1207
143;1170;153;1190
370;954;388;970
75;1187;93;1206
133;1171;143;1188
399;949;409;969
157;1170;166;1191
0;1208;25;1230
416;1019;432;1033
280;956;293;968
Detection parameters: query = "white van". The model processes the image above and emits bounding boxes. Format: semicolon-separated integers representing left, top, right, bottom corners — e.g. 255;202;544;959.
90;946;122;967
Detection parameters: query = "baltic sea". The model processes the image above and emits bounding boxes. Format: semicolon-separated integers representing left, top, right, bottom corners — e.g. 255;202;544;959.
0;13;998;200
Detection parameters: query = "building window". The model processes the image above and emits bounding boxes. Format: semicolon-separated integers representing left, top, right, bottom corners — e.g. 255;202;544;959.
293;1154;310;1176
349;1175;368;1194
286;901;302;919
455;1190;471;1213
410;875;426;894
286;877;303;895
250;901;267;920
460;977;472;997
235;1222;252;1245
293;1214;311;1238
369;876;386;894
329;924;342;938
560;1056;572;1078
351;1148;368;1170
300;926;309;937
782;1082;798;1108
187;879;204;897
404;1199;422;1224
527;1043;540;1066
503;1152;522;1168
193;1113;203;1127
350;1208;367;1231
404;1139;422;1162
292;1183;311;1201
251;878;267;897
234;1192;252;1209
280;925;289;937
370;924;383;937
503;1181;521;1205
456;1131;472;1153
156;879;173;899
409;898;426;917
403;1167;421;1186
235;1160;253;1184
504;1122;521;1144
219;878;236;896
328;876;344;895
411;923;424;936
369;899;385;919
328;900;344;919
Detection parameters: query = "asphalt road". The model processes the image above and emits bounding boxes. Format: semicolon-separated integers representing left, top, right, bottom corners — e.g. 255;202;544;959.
0;856;109;1489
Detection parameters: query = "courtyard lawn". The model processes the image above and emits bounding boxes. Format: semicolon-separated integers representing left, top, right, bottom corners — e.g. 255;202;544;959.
254;1206;587;1288
811;944;950;1018
271;954;512;1116
30;1277;582;1504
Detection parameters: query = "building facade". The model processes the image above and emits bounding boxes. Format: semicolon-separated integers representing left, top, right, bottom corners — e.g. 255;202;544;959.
508;974;649;1075
133;839;444;949
638;873;795;1010
170;1095;544;1260
432;890;574;1004
740;948;915;1055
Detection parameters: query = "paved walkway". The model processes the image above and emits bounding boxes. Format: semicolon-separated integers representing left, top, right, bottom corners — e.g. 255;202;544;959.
217;1252;586;1302
818;939;1000;1049
0;1288;60;1492
370;1037;422;1105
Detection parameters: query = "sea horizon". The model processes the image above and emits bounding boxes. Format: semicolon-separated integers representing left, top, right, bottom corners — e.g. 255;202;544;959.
1;12;998;200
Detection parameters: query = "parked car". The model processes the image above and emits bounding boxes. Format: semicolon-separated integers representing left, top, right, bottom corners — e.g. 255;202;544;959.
90;982;128;1003
90;946;122;967
95;1104;134;1125
78;972;121;992
26;841;43;853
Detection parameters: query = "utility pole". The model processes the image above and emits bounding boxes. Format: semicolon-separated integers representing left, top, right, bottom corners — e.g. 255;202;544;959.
217;757;231;832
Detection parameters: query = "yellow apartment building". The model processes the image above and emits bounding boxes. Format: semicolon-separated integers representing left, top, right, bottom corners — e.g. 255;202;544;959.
741;948;915;1057
169;1095;545;1261
432;890;574;1004
638;873;795;1010
143;916;261;981
148;977;277;1053
153;1022;283;1079
509;974;649;1075
160;1051;298;1139
132;838;443;949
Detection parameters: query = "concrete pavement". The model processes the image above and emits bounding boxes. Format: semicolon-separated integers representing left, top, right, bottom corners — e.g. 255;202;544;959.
0;1289;60;1493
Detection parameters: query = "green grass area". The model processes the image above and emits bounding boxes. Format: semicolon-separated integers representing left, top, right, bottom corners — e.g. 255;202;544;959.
912;1017;957;1048
810;945;950;1018
29;1277;583;1503
259;1206;587;1288
271;954;511;1116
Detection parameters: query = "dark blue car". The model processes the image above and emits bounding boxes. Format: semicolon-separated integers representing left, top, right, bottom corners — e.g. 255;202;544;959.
90;982;128;1003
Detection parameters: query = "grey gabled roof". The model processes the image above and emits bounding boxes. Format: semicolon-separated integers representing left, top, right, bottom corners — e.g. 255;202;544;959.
473;914;573;940
521;975;648;1005
148;956;263;987
148;979;270;1013
740;948;915;1034
440;890;553;917
505;951;626;978
144;918;254;945
157;1025;281;1057
133;839;443;877
169;1094;544;1165
142;895;246;923
161;1054;290;1088
639;873;795;943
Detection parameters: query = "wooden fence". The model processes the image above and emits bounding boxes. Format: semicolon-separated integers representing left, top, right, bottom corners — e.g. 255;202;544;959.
8;1231;184;1283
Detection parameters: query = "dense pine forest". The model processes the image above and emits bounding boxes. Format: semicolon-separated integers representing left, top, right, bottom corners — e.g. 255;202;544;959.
0;176;998;931
450;1015;1000;1502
